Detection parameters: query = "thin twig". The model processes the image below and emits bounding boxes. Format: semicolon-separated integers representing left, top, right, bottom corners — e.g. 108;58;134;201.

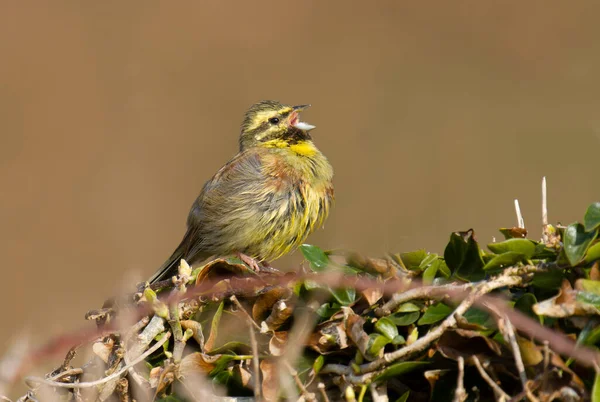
318;382;330;402
453;356;467;402
375;282;473;317
24;332;170;389
324;265;538;378
248;323;261;400
541;341;550;393
230;295;261;331
541;177;548;243
503;315;528;391
515;199;525;229
471;355;510;401
369;382;388;402
285;362;316;401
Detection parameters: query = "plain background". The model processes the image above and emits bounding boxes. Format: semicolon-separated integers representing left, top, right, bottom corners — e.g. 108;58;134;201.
1;0;599;380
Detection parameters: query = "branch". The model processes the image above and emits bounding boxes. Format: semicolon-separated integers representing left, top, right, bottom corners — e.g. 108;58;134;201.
24;332;170;389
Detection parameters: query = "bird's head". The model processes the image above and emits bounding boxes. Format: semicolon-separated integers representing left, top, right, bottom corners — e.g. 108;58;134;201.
239;100;316;151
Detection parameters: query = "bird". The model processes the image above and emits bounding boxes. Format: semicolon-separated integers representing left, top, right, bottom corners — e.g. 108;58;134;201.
148;100;334;284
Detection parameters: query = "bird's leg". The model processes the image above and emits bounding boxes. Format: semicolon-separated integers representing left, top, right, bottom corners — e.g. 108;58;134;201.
238;253;262;272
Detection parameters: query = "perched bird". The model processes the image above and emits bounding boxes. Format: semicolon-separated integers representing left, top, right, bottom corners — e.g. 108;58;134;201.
149;100;334;283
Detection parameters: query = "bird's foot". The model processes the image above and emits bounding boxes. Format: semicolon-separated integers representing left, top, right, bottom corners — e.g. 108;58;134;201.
237;254;281;274
238;253;262;272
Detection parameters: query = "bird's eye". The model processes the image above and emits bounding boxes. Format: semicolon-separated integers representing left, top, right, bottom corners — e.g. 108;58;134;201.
268;117;280;124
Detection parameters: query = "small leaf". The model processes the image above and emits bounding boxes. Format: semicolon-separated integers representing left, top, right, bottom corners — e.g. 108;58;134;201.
592;372;600;402
375;317;399;340
585;242;600;264
204;301;224;352
316;303;341;318
444;232;466;273
459;233;485;281
422;259;440;284
419;253;439;270
577;291;600;308
300;244;330;272
392;335;406;345
578;279;600;296
418;303;453;325
463;308;492;327
437;260;451;278
585;202;600;232
483;251;526;270
396;302;421;312
330;287;356;306
389;312;420;326
407;327;419;345
398;250;427;270
313;355;325;375
367;333;391;357
487;238;536;258
373;361;429;382
514;293;539;321
532;270;564;289
564;223;598;266
395;391;410;402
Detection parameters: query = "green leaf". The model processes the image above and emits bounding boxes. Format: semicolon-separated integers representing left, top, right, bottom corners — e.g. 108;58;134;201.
514;293;539;321
422;259;440;284
392;335;406;345
419;253;439;270
533;243;559;259
398;250;427;270
330;287;356;306
487;238;536;258
316;303;341;318
585;242;600;264
313;355;325;374
437;259;451;278
373;361;429;382
418;303;453;325
205;301;224;352
396;302;421;312
367;333;391;357
395;391;410;402
593;372;600;402
463;308;493;327
444;232;466;273
483;251;526;270
585;202;600;232
531;270;564;289
300;244;330;272
375;317;399;340
209;354;238;376
212;369;233;385
564;223;598;266
389;312;420;326
444;231;485;281
577;291;600;308
579;279;600;296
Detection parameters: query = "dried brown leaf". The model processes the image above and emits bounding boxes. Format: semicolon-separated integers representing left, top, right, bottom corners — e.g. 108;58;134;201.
252;287;291;322
260;359;279;402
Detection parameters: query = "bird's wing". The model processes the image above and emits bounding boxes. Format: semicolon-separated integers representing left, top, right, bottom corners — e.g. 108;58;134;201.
183;148;290;259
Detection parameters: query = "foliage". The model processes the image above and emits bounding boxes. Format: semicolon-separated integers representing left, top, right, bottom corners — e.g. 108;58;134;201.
11;202;600;402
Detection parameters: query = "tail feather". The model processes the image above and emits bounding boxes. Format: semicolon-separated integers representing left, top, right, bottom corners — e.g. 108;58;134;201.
148;243;186;284
149;228;211;284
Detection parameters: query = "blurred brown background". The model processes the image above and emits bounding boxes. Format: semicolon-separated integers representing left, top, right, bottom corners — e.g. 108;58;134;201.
1;1;599;368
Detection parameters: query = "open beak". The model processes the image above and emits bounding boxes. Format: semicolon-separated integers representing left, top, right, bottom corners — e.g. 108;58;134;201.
291;104;316;131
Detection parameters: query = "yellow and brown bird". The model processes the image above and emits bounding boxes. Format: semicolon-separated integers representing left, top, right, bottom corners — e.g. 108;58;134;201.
149;100;334;283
